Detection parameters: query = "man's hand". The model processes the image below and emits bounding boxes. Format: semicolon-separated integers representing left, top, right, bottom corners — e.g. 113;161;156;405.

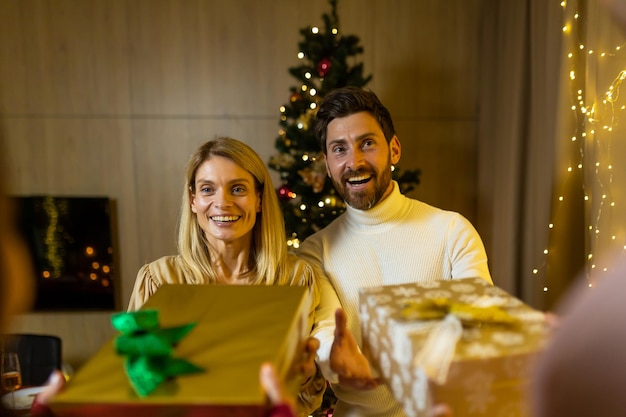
330;308;380;389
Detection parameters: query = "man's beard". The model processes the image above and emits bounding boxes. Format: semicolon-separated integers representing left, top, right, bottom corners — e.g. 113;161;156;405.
331;160;393;210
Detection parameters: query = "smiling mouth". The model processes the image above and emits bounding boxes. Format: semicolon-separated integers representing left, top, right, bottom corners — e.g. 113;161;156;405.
347;174;372;185
210;215;241;222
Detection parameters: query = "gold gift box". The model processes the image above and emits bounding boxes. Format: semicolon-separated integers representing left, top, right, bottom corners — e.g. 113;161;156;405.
359;277;547;417
51;284;311;417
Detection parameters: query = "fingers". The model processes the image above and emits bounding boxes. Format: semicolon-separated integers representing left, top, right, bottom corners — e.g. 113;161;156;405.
334;308;347;339
259;362;284;405
431;403;454;417
305;336;320;353
34;370;66;405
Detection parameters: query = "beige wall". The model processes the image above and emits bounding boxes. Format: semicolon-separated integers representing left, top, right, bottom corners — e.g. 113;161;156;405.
0;0;486;369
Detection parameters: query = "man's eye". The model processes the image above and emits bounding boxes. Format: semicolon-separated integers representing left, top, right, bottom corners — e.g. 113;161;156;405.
332;146;345;154
362;139;375;148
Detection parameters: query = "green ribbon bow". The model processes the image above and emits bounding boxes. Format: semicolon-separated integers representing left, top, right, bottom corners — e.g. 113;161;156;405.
111;309;204;397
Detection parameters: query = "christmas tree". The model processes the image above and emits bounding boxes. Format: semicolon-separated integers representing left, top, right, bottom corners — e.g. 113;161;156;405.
269;0;420;248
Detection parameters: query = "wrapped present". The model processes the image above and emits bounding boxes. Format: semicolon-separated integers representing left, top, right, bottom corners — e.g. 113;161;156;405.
50;284;312;417
359;277;547;417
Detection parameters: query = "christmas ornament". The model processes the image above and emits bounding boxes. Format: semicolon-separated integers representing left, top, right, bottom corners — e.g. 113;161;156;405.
317;58;332;77
298;157;327;193
278;185;296;200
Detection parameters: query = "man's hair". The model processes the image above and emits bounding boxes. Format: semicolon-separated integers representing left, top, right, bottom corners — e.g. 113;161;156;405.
313;86;396;154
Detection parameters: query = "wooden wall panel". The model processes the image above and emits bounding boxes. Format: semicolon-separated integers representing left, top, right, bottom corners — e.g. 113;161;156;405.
396;120;478;223
128;0;317;116
0;0;131;114
371;0;484;120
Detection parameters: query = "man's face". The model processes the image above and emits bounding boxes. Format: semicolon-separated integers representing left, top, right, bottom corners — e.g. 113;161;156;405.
324;111;401;210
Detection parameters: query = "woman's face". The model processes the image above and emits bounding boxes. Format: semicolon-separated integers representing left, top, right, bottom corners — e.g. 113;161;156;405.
191;156;261;247
0;198;34;332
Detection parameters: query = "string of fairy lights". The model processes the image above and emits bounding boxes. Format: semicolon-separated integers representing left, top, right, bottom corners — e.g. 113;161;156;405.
532;0;626;294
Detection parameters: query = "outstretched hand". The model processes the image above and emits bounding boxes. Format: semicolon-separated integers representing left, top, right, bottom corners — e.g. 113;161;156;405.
330;308;380;390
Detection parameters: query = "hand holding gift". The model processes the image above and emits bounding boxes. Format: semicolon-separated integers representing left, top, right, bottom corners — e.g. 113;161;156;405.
292;337;320;386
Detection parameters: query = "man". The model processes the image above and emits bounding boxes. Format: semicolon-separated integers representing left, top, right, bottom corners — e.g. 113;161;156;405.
298;86;492;416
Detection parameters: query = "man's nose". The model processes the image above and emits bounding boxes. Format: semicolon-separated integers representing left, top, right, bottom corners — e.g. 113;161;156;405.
347;149;365;170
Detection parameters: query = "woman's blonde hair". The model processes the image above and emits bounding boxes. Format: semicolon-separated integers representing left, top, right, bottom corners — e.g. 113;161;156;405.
177;137;291;285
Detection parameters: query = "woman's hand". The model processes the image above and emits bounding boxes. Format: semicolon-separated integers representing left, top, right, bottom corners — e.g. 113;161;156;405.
294;336;319;386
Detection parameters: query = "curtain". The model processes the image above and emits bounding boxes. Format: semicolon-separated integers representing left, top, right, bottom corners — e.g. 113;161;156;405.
478;0;574;311
479;0;626;311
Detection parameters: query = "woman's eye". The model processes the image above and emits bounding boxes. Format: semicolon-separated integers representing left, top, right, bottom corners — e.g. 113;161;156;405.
199;186;214;194
232;186;246;194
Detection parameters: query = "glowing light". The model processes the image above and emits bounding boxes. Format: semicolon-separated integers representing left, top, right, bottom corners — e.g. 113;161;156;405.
311;27;319;34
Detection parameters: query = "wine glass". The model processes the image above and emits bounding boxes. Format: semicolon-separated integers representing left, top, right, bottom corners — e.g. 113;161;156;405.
1;352;22;408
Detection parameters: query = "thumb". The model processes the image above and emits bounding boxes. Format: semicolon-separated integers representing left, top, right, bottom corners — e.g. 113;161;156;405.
334;308;347;340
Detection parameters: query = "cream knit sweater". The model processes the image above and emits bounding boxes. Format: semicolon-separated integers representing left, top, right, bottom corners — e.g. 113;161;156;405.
299;182;492;417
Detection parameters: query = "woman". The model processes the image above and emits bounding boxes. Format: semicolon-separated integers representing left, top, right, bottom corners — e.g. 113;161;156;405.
127;137;325;416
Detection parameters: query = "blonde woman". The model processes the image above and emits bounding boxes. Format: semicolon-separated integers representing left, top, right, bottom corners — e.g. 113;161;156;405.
127;137;325;416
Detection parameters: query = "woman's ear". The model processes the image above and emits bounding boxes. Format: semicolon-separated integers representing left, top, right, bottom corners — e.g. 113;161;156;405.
189;186;198;213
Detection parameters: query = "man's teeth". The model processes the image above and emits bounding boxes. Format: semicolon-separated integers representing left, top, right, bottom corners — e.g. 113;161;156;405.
211;216;240;222
348;175;371;183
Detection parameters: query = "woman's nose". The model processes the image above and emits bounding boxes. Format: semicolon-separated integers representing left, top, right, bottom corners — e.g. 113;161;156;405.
213;190;232;208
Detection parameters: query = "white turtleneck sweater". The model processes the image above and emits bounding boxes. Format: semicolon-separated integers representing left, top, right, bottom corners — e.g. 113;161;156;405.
298;181;492;417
